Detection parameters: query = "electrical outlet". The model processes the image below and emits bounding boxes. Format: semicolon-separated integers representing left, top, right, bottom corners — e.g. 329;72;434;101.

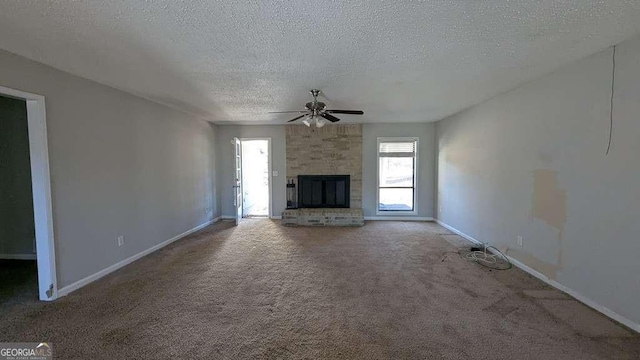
117;236;125;247
439;206;443;213
205;207;211;214
517;236;523;247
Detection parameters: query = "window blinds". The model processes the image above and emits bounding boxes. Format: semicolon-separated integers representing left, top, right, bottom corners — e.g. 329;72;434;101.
378;141;416;157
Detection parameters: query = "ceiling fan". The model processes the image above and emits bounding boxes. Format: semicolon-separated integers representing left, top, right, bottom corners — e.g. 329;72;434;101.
269;89;364;127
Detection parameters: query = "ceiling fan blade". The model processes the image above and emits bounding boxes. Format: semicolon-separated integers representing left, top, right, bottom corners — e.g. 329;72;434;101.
321;113;341;123
326;110;364;115
269;110;308;114
287;114;307;122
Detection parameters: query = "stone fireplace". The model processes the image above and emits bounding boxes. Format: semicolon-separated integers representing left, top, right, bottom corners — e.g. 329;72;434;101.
285;124;362;207
283;124;363;226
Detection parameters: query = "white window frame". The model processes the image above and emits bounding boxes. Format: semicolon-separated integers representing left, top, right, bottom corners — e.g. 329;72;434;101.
376;137;419;216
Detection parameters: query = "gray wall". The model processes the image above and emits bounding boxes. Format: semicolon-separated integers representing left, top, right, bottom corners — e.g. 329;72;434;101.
362;123;436;218
0;49;218;288
217;123;437;219
216;125;287;217
436;37;640;325
0;95;35;256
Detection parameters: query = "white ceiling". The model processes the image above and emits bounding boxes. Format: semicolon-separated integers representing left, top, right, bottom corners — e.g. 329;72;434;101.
1;1;639;124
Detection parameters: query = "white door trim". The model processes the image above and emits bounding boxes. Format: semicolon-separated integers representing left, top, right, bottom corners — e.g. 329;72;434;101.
233;137;242;225
0;85;57;301
240;137;273;218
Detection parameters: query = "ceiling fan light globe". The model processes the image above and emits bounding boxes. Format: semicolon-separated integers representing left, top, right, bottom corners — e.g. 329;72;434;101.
316;118;326;128
302;117;311;127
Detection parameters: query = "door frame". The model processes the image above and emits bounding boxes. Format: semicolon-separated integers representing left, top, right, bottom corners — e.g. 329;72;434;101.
233;137;242;225
240;138;272;218
0;85;57;301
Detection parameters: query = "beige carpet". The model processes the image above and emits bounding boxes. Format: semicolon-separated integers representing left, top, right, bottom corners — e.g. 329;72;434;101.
0;219;638;359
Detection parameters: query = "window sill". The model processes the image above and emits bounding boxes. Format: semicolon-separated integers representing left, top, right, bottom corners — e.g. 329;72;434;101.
376;210;418;216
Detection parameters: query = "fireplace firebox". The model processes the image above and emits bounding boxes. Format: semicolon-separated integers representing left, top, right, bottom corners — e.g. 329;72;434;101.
297;175;350;208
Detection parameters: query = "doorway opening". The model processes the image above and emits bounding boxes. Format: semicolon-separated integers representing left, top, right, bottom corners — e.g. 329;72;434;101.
241;139;271;218
0;94;38;305
0;86;56;301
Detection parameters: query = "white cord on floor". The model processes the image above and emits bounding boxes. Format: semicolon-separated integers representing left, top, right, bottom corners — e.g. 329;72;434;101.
463;244;511;269
465;247;497;264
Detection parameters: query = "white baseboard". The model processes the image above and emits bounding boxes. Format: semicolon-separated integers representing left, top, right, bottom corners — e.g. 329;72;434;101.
222;215;283;220
435;219;640;333
228;215;434;221
57;219;216;298
507;256;640;333
0;254;37;260
435;220;483;245
365;216;434;221
221;215;282;220
211;216;222;223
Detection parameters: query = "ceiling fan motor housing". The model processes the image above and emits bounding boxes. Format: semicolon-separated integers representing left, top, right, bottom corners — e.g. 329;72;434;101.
305;101;326;112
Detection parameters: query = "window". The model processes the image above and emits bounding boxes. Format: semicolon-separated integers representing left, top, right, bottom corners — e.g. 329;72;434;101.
377;138;418;214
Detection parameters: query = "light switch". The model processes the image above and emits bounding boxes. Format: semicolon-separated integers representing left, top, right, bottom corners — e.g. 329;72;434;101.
272;171;279;177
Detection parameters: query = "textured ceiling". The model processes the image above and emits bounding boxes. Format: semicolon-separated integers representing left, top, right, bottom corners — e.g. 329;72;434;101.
1;1;640;124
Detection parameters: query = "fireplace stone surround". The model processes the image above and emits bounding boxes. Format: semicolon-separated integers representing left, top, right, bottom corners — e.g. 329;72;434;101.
284;124;364;226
